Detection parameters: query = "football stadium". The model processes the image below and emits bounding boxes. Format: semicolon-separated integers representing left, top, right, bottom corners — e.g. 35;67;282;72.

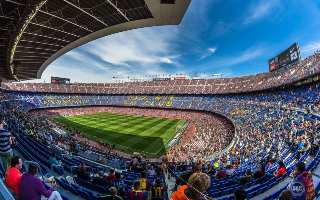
0;0;319;200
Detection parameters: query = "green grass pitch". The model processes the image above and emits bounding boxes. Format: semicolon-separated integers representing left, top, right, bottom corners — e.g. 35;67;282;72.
53;112;187;156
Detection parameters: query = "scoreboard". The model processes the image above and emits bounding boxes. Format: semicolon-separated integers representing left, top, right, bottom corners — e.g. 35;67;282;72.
269;43;301;72
51;76;70;84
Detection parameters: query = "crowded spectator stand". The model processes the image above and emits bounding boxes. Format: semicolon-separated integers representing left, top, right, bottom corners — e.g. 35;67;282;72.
0;53;319;199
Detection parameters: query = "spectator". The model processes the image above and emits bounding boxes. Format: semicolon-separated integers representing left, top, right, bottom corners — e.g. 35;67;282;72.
279;189;292;200
171;172;211;200
5;156;23;197
253;163;265;179
99;186;123;200
20;163;63;200
288;162;315;200
138;172;150;191
0;120;13;170
152;179;164;199
129;181;147;200
49;155;63;175
216;168;227;179
234;188;247;200
76;163;90;181
275;161;286;177
106;169;117;182
147;165;156;176
226;165;234;176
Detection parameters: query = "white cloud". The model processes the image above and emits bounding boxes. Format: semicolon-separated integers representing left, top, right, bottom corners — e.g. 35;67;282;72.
243;0;278;25
30;27;182;83
201;46;265;70
200;47;217;60
87;27;180;67
208;48;217;53
301;41;320;54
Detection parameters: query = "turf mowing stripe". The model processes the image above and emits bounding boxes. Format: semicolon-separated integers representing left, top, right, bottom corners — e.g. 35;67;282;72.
142;120;185;154
69;112;138;122
76;112;120;118
79;113;157;124
121;119;163;132
74;116;131;127
126;118;170;136
96;117;162;136
68;114;139;126
92;115;156;131
143;120;186;148
81;117;169;154
90;113;157;128
161;120;187;142
138;119;176;136
71;113;136;122
126;120;176;155
126;120;173;143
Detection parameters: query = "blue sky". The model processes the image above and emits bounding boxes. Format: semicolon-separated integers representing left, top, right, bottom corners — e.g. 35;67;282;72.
35;0;320;83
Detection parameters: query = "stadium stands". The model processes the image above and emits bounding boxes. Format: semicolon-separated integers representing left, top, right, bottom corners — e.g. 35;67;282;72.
1;0;319;199
0;52;319;199
2;53;320;94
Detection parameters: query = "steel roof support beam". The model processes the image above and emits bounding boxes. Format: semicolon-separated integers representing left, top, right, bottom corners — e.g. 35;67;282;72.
15;55;48;59
30;22;80;38
62;0;109;27
15;51;52;55
5;0;24;6
20;39;64;47
39;10;93;32
24;32;70;43
0;15;15;20
106;0;130;21
14;58;46;61
16;45;58;52
17;61;43;64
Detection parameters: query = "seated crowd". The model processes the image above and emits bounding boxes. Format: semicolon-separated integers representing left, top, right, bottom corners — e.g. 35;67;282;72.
1;52;320;95
0;64;319;199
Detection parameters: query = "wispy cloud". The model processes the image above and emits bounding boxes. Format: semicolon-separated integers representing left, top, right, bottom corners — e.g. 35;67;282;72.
243;0;279;25
223;48;264;66
34;27;182;82
301;41;320;55
199;47;217;60
200;46;265;71
87;27;180;68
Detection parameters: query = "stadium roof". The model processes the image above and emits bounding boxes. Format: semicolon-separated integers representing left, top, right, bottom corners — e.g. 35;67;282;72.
0;0;190;81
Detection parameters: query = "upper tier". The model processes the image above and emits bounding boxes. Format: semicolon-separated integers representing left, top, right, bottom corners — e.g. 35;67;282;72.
2;54;320;95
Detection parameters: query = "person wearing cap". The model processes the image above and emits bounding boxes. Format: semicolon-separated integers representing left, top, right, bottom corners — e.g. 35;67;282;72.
171;172;212;200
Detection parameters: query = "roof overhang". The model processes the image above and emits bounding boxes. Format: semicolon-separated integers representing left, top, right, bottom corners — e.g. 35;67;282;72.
0;0;191;81
37;0;191;79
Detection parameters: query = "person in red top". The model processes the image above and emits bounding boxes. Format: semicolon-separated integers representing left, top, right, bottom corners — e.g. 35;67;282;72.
275;161;286;177
5;156;23;197
106;169;117;182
